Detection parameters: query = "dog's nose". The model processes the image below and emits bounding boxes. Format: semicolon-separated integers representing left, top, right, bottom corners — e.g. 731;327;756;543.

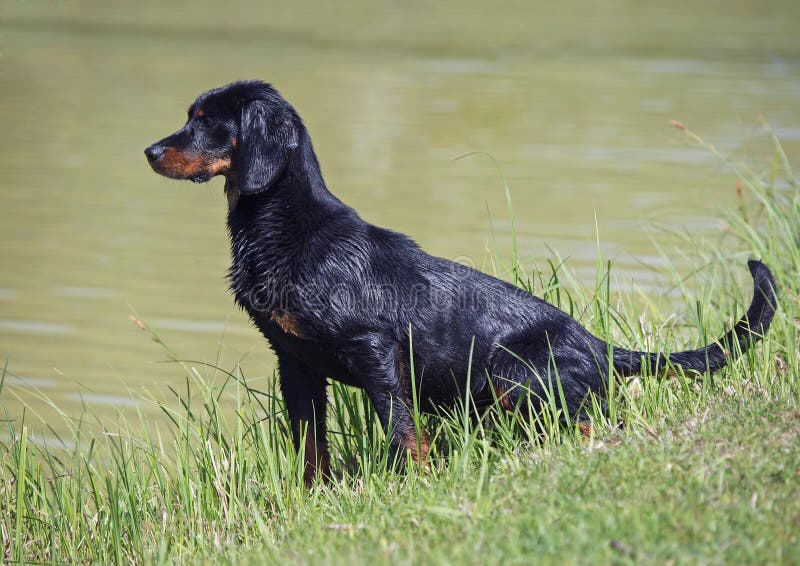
144;144;165;163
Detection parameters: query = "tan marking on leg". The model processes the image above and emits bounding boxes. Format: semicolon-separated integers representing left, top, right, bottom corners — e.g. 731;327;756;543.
400;427;429;467
393;344;428;467
491;380;515;411
303;430;331;486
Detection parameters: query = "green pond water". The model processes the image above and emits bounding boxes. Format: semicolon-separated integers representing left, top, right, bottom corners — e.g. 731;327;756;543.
1;1;799;432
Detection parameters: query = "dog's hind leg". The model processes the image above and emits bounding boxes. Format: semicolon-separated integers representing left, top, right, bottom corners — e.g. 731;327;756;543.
487;335;607;427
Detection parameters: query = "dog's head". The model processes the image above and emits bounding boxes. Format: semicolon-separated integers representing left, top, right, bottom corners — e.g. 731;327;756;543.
144;80;299;195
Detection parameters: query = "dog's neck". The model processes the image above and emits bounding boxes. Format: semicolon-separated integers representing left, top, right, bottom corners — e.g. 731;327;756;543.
224;173;240;211
223;132;340;214
224;131;353;313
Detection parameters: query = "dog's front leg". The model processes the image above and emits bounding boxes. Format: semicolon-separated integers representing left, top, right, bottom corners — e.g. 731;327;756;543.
352;338;429;468
276;353;330;486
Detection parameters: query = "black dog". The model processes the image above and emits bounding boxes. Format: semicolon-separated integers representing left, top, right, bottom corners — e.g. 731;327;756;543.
145;80;777;483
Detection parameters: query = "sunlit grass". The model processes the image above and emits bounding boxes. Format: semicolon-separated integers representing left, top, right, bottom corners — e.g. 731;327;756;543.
1;126;799;564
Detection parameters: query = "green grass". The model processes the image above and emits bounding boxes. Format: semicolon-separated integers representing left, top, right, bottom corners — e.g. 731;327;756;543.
2;125;799;565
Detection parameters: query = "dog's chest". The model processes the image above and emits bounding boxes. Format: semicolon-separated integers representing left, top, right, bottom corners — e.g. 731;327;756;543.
229;256;290;318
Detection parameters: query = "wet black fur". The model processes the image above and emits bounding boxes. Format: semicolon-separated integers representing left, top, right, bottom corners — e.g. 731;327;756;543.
146;80;778;478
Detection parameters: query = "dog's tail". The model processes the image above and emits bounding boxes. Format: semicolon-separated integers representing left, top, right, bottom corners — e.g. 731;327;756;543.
612;260;777;377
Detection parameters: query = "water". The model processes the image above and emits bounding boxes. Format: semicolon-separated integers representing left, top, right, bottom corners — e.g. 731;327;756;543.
1;0;799;428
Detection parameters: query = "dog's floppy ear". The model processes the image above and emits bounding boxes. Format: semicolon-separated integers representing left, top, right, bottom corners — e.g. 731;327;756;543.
237;100;298;195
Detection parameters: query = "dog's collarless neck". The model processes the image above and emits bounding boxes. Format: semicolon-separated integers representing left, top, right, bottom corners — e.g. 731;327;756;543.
225;136;353;314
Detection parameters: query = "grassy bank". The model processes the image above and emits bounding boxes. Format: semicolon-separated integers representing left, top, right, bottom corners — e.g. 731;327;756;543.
2;126;799;564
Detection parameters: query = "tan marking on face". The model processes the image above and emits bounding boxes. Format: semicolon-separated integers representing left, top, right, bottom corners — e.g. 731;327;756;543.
154;148;231;179
196;108;205;117
158;147;203;177
206;157;232;176
271;310;304;338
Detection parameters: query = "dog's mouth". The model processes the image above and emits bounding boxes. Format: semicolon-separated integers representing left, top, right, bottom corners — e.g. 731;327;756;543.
189;172;212;183
147;149;231;183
